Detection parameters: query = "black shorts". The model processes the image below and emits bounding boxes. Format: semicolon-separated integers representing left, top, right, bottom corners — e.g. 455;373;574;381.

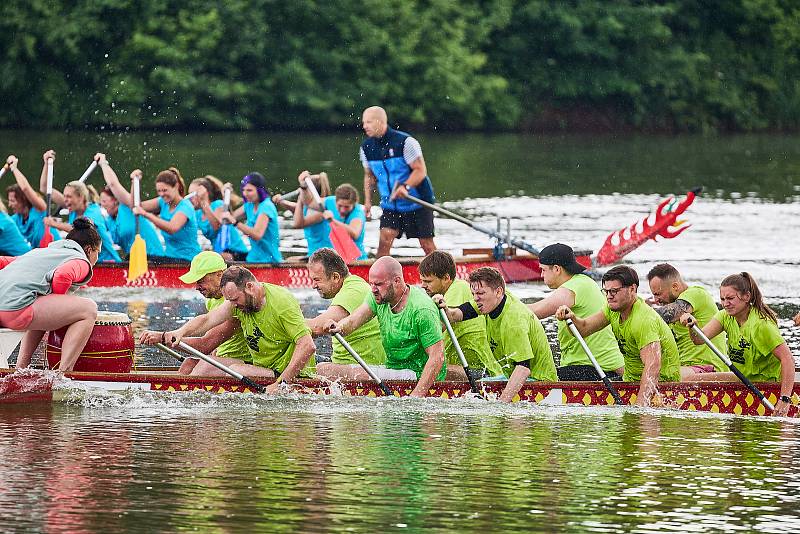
557;365;622;381
380;208;435;239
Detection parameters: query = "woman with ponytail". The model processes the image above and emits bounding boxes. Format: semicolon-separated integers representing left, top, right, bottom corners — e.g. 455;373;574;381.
680;272;795;416
188;176;249;260
132;166;200;261
38;150;121;263
221;172;282;263
0;217;101;372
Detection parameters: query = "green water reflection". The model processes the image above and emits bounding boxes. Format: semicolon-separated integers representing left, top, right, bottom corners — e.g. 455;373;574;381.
1;130;798;201
2;399;799;531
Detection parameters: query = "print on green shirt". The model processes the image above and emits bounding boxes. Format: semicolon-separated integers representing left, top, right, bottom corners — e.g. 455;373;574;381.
714;307;784;382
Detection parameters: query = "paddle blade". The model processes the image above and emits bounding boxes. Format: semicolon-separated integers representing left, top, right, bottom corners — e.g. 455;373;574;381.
127;234;148;281
329;224;360;263
39;225;54;248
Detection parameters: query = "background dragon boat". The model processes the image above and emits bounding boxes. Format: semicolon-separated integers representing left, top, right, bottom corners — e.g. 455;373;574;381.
1;368;797;417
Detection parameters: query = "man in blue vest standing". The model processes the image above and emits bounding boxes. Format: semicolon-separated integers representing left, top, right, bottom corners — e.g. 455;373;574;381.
360;106;437;257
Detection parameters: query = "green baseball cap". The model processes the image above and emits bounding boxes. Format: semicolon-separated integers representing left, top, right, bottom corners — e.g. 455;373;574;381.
179;251;227;284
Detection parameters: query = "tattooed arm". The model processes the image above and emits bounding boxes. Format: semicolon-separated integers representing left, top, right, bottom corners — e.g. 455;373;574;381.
655;299;693;324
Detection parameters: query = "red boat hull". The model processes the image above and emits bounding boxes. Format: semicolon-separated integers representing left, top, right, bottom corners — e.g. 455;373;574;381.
87;252;593;289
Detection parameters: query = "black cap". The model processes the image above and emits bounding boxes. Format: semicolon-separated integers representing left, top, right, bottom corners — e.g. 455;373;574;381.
539;243;586;274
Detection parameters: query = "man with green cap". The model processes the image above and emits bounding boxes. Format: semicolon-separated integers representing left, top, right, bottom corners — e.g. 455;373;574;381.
138;251;250;375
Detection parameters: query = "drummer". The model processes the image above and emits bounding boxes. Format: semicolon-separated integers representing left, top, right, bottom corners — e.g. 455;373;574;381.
221;173;282;263
5;155;61;246
38;150;121;263
132;166;200;262
0;217;100;371
139;251;250;374
163;266;316;394
96;153;165;257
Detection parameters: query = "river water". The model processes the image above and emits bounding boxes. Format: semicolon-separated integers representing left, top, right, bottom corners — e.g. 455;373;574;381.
2;130;800;531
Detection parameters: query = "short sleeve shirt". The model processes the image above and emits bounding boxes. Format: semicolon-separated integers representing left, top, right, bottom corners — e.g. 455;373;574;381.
366;285;444;379
244;200;282;263
672;286;727;370
231;283;314;376
714;307;784;382
157;197;200;261
206;297;251;362
444;279;502;375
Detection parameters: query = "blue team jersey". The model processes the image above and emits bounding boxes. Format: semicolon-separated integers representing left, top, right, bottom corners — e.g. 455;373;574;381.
106;204;165;257
302;204;332;255
69;203;121;263
197;200;248;255
0;212;32;255
158;197;201;261
244;200;282;263
323;196;368;260
12;207;60;247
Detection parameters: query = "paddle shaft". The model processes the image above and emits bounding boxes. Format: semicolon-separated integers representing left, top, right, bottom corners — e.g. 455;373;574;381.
78;160;98;183
566;319;624;405
690;324;775;411
332;333;392;396
403;195;541;255
0;164;7;179
304;177;325;211
176;341;266;393
439;309;480;394
156;343;186;363
45;158;54;217
133;175;141;235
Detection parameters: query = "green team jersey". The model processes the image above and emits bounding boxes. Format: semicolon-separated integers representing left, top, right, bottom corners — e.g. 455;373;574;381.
367;285;445;380
206;297;251;363
330;275;386;365
485;291;558;381
558;274;624;370
671;286;727;371
603;297;681;382
231;283;315;376
714;307;784;382
443;279;502;376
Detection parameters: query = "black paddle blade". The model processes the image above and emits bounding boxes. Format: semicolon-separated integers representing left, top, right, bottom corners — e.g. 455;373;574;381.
379;382;393;397
602;377;624;405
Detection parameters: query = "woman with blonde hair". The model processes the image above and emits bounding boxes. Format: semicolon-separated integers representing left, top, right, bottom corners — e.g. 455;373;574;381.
132;166;200;261
38;150;121;263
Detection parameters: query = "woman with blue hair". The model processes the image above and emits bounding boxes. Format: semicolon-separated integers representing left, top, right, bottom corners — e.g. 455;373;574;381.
221;172;282;263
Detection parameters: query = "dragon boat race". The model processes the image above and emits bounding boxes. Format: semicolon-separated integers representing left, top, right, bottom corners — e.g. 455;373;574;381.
3;2;800;530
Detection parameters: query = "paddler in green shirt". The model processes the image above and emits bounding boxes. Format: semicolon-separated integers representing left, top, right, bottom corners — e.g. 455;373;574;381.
418;251;503;379
305;248;387;379
556;265;681;407
138;251;251;374
165;266;317;394
325;256;445;398
436;267;558;403
680;272;795;417
646;263;727;378
527;243;624;380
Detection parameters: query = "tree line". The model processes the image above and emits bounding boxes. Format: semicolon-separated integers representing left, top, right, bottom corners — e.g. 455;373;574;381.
2;0;798;132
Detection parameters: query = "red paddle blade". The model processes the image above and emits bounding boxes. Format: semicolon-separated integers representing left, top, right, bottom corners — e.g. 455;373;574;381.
593;188;700;267
329;225;361;263
39;225;54;248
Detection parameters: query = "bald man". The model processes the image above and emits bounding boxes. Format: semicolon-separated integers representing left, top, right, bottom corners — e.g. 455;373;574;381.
359;106;437;257
326;256;446;397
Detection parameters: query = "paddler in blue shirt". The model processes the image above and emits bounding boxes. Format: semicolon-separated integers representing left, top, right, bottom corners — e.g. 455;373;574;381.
273;171;333;257
188;177;249;261
95;153;165;258
4;155;61;247
38;150;121;263
0;197;31;255
133;166;200;262
220;172;282;263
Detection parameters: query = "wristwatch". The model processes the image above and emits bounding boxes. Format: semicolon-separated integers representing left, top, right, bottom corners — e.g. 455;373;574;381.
404;183;411;191
780;395;791;403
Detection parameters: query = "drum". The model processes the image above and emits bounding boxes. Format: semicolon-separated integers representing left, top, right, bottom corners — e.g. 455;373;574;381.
46;311;134;373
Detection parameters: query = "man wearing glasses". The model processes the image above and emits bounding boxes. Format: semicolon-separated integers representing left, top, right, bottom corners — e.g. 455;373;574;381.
556;265;681;407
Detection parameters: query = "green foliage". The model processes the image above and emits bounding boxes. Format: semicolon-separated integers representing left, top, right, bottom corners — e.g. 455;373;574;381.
0;0;798;131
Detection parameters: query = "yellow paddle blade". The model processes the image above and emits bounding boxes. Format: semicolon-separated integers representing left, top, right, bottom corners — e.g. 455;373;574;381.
127;234;148;281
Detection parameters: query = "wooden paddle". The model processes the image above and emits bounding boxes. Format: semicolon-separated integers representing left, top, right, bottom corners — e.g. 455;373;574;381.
175;341;266;393
403;195;542;256
332;332;392;396
566;318;624;405
439;309;481;395
39;158;55;247
690;323;775;412
127;174;148;281
304;177;361;263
